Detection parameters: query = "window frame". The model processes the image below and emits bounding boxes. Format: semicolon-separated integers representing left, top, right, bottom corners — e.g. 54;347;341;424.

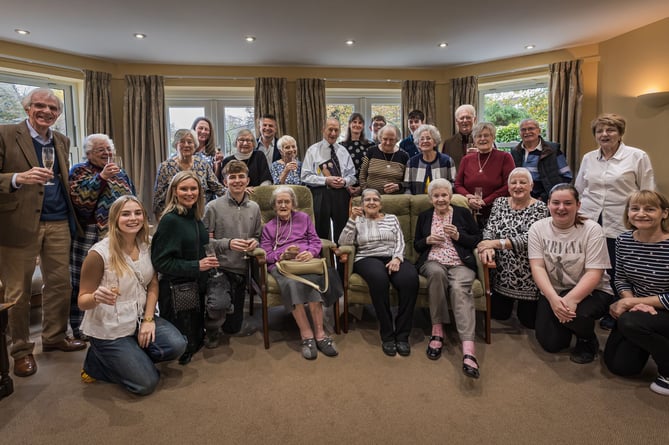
325;88;401;139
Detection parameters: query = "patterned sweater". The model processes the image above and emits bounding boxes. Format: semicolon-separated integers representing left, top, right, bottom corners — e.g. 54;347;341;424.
69;160;135;233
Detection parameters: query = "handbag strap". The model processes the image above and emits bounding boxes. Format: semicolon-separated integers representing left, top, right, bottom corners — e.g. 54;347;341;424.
275;258;329;293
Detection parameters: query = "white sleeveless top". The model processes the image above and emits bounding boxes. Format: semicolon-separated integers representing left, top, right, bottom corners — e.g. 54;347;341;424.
81;237;155;340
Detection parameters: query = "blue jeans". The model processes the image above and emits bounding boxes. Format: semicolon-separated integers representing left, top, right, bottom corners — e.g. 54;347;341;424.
83;317;187;395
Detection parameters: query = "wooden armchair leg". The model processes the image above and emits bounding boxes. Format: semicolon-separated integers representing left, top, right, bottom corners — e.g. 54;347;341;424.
333;300;341;334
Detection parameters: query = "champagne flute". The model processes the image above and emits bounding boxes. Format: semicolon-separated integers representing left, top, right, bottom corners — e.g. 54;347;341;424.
466;142;478;154
42;146;55;185
113;155;123;170
205;242;222;277
474;187;483;216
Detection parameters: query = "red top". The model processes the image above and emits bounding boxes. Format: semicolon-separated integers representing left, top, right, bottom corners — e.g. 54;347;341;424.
454;149;515;205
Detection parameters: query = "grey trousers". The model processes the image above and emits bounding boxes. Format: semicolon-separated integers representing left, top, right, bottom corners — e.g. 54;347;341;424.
421;260;476;342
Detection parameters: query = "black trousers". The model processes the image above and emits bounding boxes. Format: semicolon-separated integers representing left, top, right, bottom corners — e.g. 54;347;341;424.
354;257;418;343
535;289;612;353
311;186;350;242
604;310;669;377
491;292;538;329
220;270;247;334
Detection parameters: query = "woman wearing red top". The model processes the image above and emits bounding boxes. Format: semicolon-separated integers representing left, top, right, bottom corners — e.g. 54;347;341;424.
455;122;515;227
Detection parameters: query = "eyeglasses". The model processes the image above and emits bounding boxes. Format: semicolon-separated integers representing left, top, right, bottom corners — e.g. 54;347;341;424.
520;127;538;132
237;139;255;144
92;147;113;154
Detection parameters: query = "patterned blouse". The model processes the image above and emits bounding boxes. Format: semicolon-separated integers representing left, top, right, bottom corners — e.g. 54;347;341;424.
152;155;224;216
482;197;548;300
340;139;375;184
270;160;302;185
427;211;462;266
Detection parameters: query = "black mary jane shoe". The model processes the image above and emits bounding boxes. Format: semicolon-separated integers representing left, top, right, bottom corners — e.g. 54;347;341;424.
462;354;480;379
426;335;443;360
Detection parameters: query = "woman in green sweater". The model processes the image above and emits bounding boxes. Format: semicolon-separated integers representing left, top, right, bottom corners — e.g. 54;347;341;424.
151;170;219;365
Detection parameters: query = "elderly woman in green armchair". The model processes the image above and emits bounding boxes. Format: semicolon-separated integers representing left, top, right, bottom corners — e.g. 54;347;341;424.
415;178;482;378
338;188;419;357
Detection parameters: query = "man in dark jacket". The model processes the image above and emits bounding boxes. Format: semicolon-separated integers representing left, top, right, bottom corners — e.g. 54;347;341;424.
511;119;572;202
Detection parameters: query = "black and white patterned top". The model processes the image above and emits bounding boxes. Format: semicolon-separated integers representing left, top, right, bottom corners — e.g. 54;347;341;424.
482;197;548;300
340;139;375;184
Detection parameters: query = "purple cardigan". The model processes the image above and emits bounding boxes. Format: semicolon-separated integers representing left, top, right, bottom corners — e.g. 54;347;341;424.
260;210;322;270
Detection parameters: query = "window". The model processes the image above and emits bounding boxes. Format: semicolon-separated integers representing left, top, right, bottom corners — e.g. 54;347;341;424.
478;76;549;151
165;88;254;157
326;88;401;140
0;73;80;163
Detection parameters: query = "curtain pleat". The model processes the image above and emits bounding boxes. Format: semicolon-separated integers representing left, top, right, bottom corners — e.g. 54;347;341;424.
401;80;436;137
123;75;166;220
451;76;479;130
296;78;326;158
84;70;113;137
549;60;583;173
254;77;289;137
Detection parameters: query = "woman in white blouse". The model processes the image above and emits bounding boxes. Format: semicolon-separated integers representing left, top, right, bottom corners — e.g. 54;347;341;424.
78;196;186;395
338;188;418;357
575;113;656;329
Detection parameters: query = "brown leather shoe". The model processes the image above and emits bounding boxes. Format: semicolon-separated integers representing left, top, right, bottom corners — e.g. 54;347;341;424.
42;336;86;352
14;354;37;377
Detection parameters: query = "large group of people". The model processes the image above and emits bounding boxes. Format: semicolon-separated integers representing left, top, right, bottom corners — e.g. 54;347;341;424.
1;88;667;398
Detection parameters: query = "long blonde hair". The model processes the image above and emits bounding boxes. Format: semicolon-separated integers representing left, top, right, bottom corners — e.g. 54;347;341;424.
106;195;150;277
161;170;205;220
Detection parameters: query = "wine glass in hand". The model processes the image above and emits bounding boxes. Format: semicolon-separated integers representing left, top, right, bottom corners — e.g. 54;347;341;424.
205;242;222;277
42;146;55;185
474;187;483;216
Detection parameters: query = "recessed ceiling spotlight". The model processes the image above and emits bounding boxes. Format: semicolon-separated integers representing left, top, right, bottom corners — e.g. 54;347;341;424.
345;39;355;46
133;33;147;39
438;42;448;48
14;28;30;36
245;36;256;43
525;44;535;50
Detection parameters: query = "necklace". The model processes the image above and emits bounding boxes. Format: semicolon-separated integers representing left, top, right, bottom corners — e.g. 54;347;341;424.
273;215;292;250
382;149;396;168
477;151;492;173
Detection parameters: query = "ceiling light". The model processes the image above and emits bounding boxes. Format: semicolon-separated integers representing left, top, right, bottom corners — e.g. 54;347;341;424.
438;42;448;48
133;33;147;39
245;36;256;43
525;44;535;50
14;28;30;36
345;39;355;46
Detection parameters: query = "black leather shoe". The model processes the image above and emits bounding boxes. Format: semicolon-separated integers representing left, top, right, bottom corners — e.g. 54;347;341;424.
14;354;37;377
396;341;411;356
382;341;397;357
178;351;193;365
42;336;86;352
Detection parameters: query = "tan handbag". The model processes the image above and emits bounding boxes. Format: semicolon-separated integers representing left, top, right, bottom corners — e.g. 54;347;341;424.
275;258;329;293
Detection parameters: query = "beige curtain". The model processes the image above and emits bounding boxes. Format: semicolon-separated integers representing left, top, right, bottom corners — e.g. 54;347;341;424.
84;70;113;137
296;78;326;158
549;60;583;173
123;75;166;219
401;80;436;137
254;77;289;137
451;76;479;130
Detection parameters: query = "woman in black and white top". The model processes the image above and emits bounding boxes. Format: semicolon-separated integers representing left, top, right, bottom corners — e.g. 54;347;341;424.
338;188;418;357
604;190;669;396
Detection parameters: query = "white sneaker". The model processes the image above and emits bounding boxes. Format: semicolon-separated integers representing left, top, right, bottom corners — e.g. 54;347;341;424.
650;375;669;396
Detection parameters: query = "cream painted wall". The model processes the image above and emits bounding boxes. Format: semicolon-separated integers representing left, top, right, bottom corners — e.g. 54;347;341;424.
598;17;669;194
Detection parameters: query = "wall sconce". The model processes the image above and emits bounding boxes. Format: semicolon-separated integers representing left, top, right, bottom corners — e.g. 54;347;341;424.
637;91;669;107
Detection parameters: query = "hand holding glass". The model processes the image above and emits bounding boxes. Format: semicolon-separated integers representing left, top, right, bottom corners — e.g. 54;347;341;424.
205;243;222;277
474;187;483;216
42;146;55;185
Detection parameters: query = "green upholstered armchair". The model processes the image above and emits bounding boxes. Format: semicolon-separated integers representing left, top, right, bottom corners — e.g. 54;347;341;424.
337;193;492;343
247;185;340;349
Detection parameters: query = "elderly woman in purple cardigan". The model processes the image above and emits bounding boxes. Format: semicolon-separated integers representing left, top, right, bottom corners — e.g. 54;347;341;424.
260;186;338;360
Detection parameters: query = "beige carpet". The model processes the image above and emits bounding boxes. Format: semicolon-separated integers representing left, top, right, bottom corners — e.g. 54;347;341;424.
2;306;668;445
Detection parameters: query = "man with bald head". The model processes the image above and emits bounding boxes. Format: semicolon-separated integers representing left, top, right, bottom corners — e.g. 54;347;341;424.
510;118;572;202
441;104;477;168
301;117;356;241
